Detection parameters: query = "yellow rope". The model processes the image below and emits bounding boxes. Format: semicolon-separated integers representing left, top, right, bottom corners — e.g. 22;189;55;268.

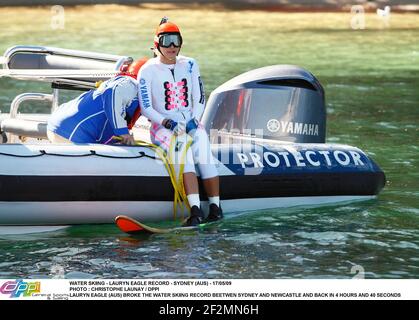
177;137;193;213
168;135;193;219
112;135;192;221
95;80;103;88
168;135;183;220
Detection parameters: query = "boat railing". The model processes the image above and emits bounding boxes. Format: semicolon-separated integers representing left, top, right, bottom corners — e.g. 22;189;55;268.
2;45;129;71
3;92;57;143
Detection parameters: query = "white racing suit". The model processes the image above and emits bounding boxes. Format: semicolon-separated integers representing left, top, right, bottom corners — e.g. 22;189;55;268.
137;55;218;179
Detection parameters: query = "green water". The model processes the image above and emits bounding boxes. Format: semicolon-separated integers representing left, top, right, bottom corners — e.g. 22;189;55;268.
0;6;418;278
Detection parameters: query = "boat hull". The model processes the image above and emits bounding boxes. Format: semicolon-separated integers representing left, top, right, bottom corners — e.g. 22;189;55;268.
0;143;385;225
0;196;376;226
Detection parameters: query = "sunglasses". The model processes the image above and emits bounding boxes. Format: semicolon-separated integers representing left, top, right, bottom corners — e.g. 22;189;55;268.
159;34;182;48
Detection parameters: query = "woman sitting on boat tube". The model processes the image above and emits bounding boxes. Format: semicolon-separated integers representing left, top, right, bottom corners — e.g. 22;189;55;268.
46;58;146;145
137;17;223;226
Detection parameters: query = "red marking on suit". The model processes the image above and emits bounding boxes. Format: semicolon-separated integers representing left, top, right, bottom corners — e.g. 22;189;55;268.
164;78;189;110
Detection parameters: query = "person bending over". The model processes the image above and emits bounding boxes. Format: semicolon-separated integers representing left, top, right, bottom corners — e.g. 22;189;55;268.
47;58;146;145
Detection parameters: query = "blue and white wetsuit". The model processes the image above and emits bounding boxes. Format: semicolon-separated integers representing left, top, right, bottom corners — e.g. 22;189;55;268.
47;76;139;143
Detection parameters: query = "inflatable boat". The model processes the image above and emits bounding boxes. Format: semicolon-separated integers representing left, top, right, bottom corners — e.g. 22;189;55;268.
0;46;385;227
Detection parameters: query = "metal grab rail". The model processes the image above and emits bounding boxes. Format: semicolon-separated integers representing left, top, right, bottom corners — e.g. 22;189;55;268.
10;93;53;119
5;92;56;143
3;45;129;70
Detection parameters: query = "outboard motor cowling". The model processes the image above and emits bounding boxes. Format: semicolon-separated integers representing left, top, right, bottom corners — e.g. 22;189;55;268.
202;65;326;143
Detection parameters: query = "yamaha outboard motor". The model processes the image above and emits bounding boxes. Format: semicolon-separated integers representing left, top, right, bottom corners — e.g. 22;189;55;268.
202;65;325;143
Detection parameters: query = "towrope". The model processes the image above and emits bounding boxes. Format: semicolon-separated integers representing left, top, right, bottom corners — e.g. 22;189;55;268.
267;119;280;133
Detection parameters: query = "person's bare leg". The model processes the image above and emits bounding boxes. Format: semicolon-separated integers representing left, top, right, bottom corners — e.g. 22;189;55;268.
203;176;222;221
183;172;204;225
202;176;219;197
47;130;71;143
183;172;199;195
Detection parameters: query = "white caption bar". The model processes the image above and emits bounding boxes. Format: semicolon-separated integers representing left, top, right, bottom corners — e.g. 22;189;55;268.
0;279;418;300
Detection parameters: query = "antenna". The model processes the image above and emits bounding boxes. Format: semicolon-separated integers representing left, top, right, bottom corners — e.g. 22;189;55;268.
159;16;169;25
